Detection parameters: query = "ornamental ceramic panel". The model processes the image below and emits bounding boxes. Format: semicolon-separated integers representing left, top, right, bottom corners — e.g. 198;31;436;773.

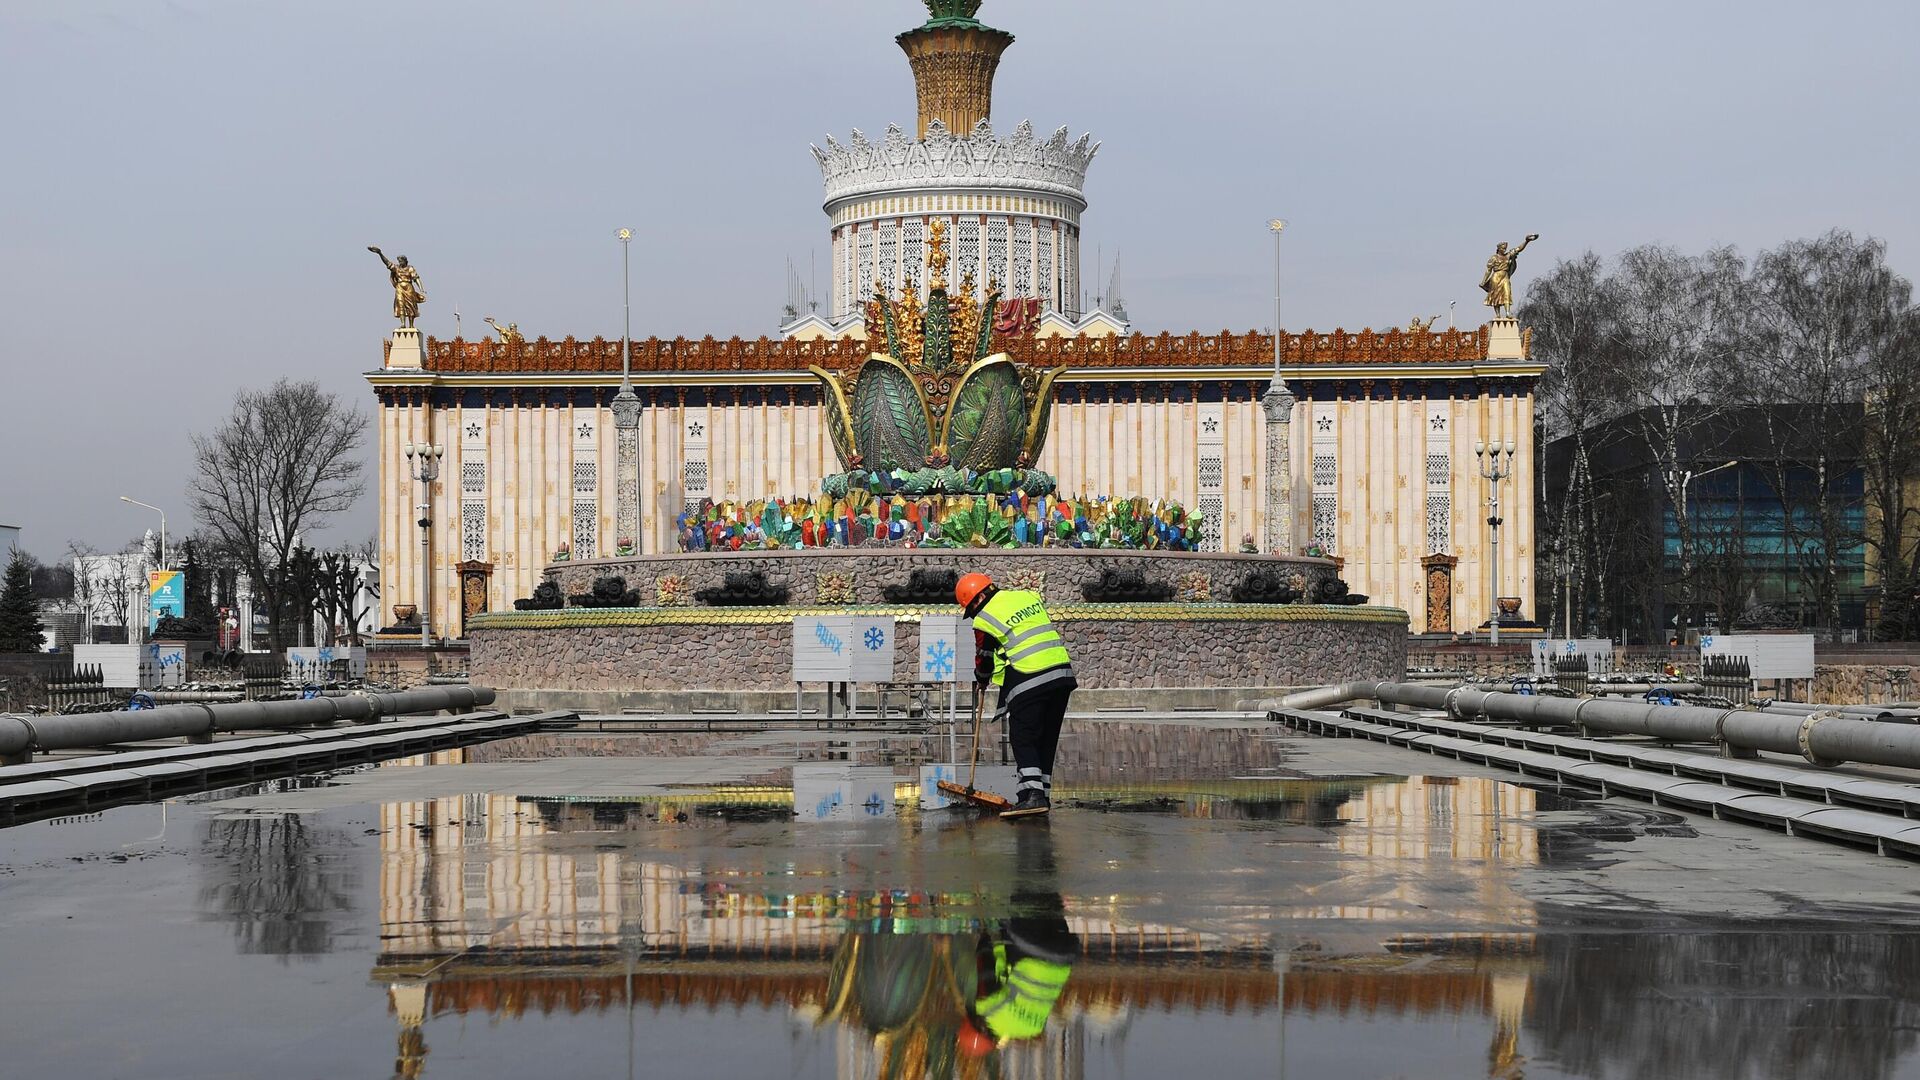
857;224;875;293
1312;493;1338;554
903;219;924;294
1425;494;1451;557
986;217;1009;289
461;502;487;563
682;408;710;514
957;217;981;290
1311;403;1337;555
838;228;854;317
1065;230;1080;316
1425;404;1452;554
878;220;898;290
573;500;597;558
1013;219;1033;297
1036;228;1055;309
1197;402;1226;552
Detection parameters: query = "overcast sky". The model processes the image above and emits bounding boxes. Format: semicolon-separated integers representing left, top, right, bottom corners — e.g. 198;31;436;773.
3;0;1916;557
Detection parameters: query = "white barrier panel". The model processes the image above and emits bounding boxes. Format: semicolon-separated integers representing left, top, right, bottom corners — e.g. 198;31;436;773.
74;644;142;689
1700;634;1815;680
793;616;855;683
1529;638;1615;677
144;643;186;688
918;615;976;684
793;764;897;821
286;645;367;679
848;616;896;682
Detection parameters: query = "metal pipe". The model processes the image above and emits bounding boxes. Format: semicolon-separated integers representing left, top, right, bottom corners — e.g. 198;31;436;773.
1279;681;1920;770
0;686;495;758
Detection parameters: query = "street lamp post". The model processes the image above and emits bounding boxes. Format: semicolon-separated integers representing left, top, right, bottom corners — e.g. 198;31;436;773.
611;228;643;556
118;496;166;568
404;442;444;647
1475;439;1517;645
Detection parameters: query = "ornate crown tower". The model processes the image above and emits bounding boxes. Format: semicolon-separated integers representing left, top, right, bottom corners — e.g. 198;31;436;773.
810;2;1099;327
897;0;1013;140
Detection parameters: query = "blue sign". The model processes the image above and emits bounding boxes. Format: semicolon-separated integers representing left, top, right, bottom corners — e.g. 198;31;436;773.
147;570;186;633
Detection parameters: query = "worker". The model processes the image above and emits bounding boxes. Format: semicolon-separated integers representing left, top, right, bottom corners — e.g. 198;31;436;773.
956;572;1077;818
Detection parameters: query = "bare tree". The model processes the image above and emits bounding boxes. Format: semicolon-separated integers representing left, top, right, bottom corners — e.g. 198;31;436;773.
1863;307;1920;639
96;541;143;642
1523;252;1630;635
188;379;367;651
65;541;100;645
1609;244;1750;641
1741;230;1909;634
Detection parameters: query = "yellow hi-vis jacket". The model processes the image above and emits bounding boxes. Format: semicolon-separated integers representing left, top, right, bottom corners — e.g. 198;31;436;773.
972;589;1074;702
977;943;1073;1042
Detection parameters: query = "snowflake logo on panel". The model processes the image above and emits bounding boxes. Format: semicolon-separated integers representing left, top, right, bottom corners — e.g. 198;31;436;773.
864;626;886;651
926;639;955;680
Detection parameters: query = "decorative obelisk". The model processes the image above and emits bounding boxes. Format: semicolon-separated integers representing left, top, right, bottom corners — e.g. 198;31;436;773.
1261;220;1295;555
1261;384;1295;555
612;229;642;554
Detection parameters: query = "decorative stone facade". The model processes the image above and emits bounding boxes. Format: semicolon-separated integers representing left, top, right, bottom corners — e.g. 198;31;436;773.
470;604;1408;695
542;549;1338;611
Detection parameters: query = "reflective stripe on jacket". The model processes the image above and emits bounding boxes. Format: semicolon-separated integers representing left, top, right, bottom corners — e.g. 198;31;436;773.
978;944;1072;1042
972;590;1072;702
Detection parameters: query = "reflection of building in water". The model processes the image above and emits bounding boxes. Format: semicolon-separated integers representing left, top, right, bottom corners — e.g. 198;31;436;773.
373;788;1546;1079
1298;776;1541;926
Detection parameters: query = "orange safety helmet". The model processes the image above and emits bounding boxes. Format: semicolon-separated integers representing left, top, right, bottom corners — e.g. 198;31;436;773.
955;573;995;609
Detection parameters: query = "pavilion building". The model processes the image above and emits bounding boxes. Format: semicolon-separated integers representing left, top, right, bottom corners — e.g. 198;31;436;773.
365;2;1545;641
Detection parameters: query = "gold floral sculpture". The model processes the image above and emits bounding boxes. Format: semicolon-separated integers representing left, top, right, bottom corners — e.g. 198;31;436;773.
809;219;1065;496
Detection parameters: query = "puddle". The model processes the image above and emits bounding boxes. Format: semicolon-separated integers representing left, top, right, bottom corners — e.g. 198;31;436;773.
1;719;1917;1078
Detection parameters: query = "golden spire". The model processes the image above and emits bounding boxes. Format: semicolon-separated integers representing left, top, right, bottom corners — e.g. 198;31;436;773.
898;2;1013;140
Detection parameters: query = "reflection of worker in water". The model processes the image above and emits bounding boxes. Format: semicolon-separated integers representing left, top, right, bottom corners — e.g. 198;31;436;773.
814;827;1079;1072
961;825;1080;1055
957;573;1078;818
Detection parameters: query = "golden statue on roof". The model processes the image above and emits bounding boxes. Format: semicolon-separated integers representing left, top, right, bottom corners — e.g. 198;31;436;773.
1480;234;1540;318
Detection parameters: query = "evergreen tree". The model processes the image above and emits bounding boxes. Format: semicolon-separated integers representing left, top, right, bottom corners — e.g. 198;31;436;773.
0;551;46;653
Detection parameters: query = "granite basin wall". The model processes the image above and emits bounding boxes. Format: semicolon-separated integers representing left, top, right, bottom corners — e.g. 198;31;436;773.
469;605;1408;693
540;548;1339;608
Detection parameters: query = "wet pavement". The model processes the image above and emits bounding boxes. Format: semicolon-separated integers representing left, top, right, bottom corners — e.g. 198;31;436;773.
4;716;1920;1079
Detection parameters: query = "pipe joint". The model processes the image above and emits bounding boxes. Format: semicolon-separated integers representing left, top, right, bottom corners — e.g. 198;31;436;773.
1797;710;1843;768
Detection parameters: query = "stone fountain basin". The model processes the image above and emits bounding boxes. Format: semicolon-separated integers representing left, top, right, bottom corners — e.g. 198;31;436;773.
472;549;1408;704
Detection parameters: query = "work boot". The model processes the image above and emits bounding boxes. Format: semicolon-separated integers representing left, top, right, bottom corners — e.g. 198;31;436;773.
1001;790;1050;819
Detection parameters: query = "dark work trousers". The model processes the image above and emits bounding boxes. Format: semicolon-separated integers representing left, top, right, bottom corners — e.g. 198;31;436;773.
1008;824;1078;959
1003;681;1073;792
